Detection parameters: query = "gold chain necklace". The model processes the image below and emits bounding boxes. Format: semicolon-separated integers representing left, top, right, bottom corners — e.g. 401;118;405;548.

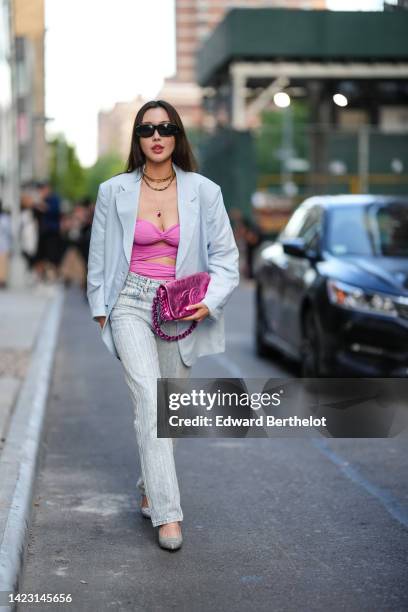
141;170;176;217
143;170;173;182
142;172;175;191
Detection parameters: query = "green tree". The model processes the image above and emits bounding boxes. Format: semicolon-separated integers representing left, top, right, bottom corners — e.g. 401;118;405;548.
84;153;125;201
48;135;86;202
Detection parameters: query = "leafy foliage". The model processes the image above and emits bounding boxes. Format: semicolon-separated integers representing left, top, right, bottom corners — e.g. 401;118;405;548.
48;134;124;204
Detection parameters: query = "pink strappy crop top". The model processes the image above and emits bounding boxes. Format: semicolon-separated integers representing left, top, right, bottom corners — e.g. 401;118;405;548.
129;219;180;279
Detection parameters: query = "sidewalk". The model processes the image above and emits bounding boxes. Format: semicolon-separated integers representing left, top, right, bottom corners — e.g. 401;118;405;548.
0;284;56;456
0;281;65;610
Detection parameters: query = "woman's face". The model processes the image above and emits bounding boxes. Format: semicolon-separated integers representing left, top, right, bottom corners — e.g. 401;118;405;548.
138;107;176;164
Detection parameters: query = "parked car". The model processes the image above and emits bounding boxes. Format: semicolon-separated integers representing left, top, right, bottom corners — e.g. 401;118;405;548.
253;195;408;377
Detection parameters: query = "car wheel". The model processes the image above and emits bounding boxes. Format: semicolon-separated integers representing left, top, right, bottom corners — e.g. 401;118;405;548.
300;308;321;377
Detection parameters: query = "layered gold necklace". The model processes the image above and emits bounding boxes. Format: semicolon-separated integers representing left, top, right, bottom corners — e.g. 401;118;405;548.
141;165;176;218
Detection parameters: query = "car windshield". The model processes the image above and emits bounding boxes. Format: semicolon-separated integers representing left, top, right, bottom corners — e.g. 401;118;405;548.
326;202;408;257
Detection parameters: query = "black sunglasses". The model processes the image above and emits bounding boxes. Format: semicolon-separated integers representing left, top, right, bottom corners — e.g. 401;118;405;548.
135;122;180;138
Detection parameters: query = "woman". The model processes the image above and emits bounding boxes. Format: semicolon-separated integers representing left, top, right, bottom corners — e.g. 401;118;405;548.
87;99;239;551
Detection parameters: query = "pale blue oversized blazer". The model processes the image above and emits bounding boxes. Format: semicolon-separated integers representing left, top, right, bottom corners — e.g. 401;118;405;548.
86;161;240;366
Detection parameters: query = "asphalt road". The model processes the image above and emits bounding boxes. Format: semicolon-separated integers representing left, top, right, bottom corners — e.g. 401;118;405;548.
17;280;408;612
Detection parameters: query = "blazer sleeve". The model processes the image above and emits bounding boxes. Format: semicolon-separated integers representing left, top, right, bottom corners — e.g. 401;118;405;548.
87;185;108;320
201;186;240;321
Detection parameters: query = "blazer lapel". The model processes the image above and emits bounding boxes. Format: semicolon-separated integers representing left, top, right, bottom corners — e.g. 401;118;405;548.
114;172;141;268
114;162;199;276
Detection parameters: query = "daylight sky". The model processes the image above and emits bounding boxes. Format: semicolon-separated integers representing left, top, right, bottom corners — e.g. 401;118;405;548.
45;0;384;167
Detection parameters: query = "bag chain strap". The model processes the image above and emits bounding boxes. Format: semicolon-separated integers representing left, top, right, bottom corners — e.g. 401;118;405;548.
152;293;197;341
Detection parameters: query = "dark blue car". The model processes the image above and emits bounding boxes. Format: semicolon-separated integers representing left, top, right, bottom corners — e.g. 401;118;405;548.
253;195;408;377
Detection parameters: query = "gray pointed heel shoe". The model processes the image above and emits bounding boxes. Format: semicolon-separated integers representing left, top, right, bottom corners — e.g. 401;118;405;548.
140;505;151;518
158;526;183;551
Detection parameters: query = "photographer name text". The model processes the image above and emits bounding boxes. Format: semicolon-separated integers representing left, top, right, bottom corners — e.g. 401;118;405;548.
167;415;327;428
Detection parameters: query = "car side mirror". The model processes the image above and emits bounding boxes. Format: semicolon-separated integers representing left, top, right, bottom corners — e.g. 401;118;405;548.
281;238;307;258
281;238;321;261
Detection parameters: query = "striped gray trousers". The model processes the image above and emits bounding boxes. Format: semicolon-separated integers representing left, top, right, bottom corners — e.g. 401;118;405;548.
110;270;192;527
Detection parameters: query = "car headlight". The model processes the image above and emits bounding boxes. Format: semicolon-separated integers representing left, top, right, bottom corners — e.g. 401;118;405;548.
326;279;398;317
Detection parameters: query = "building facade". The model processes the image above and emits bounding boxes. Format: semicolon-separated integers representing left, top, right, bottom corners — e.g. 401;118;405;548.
175;0;326;84
0;0;17;211
98;95;146;162
13;0;46;181
98;1;328;158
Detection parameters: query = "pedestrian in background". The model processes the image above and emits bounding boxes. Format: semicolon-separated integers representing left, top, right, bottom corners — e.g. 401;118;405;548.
87;99;240;551
33;181;63;282
77;197;94;295
229;207;248;278
229;208;262;279
59;198;92;291
0;199;12;288
20;184;40;280
241;214;262;279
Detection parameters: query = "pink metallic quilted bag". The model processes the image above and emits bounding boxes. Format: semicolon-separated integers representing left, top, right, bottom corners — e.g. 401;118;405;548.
152;271;211;341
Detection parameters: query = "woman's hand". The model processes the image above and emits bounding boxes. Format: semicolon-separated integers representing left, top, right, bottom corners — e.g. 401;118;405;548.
94;316;106;329
178;302;210;323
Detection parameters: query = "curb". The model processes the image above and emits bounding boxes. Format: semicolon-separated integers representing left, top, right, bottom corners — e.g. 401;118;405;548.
0;285;65;611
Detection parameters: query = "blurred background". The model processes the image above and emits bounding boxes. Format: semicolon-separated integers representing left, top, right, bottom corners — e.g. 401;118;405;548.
1;4;408;606
1;0;407;290
1;0;408;375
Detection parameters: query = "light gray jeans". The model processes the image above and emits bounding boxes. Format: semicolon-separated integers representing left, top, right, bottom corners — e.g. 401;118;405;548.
110;270;192;527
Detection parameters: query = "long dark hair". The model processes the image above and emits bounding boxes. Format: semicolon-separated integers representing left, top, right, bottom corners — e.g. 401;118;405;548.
124;99;198;173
